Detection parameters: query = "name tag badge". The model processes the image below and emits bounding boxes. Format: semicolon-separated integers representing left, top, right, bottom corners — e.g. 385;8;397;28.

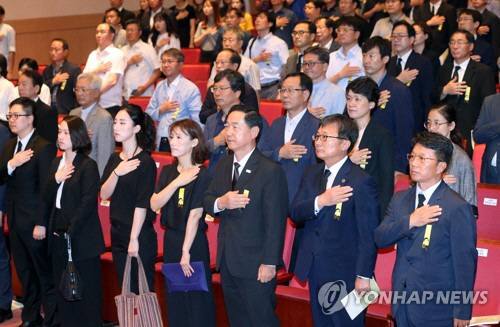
178;188;185;208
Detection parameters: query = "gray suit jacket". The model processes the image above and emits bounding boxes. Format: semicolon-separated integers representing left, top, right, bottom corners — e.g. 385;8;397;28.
283;52;301;77
69;104;115;176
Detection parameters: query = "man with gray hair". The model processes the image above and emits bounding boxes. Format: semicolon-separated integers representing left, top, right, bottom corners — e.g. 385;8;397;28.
69;73;115;175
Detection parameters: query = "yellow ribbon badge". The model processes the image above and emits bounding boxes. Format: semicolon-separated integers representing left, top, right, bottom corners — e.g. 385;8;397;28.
422;225;432;250
178;188;185;208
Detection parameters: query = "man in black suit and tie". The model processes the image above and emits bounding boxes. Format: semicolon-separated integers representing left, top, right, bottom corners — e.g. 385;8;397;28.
290;114;379;326
42;38;82;114
108;0;135;25
18;70;58;144
413;0;457;55
431;30;495;155
0;97;58;327
204;107;288;327
388;21;434;134
375;131;477;327
472;0;500;55
314;17;341;53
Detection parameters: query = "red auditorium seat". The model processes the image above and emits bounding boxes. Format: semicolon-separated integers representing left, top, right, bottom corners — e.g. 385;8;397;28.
477;184;500;241
80;64;85;71
98;195;112;249
151;151;175;182
181;64;211;83
181;48;201;64
195;80;209;102
58;114;66;124
10;79;17;86
394;174;412;193
38;65;47;75
472;143;486;182
260;100;283;125
128;96;151;112
206;218;219;270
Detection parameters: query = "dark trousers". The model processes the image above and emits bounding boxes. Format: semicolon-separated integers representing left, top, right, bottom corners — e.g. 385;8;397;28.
110;222;157;293
105;105;122;119
0;223;12;310
9;225;58;325
220;255;279;327
395;304;454;327
51;233;102;327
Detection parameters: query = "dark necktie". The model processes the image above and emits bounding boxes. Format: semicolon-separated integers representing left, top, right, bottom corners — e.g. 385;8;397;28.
417;193;426;208
15;141;22;154
232;162;240;190
396;58;403;75
452;65;461;81
296;54;303;72
322;169;331;192
431;5;435;15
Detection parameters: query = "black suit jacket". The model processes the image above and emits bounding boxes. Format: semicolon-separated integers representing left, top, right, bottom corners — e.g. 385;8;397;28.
443;38;497;79
0;132;56;230
422;47;441;76
413;1;457;55
35;99;58;145
388;50;434;133
432;59;496;154
102;7;136;26
214;29;253;56
473;93;500;184
43;154;105;260
199;82;259;124
203;149;289;279
478;9;500;56
42;60;82;114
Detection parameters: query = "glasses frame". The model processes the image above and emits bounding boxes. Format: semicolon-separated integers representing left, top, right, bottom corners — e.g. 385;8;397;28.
407;154;438;163
312;134;347;142
6;113;31;121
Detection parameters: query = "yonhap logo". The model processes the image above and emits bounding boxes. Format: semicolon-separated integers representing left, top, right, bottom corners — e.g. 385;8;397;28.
318;280;348;315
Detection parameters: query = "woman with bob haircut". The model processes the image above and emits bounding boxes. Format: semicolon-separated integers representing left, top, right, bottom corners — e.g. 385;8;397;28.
100;104;158;293
150;119;215;327
43;115;105;326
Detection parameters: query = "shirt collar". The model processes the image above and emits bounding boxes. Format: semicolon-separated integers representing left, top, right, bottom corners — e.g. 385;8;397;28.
81;102;98;112
258;32;273;41
286;108;307;125
430;0;442;10
416;179;442;204
313;78;328;89
18;128;35;148
453;57;471;71
398;49;412;64
337;44;361;59
234;147;256;170
324;38;333;50
390;13;405;24
152;7;162;16
167;74;181;88
324;156;349;177
376;72;388;86
97;44;115;55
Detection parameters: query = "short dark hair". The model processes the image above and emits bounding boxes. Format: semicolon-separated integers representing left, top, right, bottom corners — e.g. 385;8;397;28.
306;0;325;9
227;8;244;18
0;54;7;78
284;72;313;101
294;20;317;34
169;119;209;164
0;6;5;16
51;38;69;50
214;69;246;99
120;104;157;153
362;36;392;59
319;114;359;153
428;103;464;148
124;18;142;29
412;131;453;165
346;76;380;108
219;48;242;70
21;70;43;95
459;9;482;24
336;16;361;32
314;17;336;38
257;11;277;33
227;105;264;143
161;48;184;63
451;29;475;44
18;57;39;72
62;115;92;154
105;7;121;22
304;45;330;64
392;21;416;38
9;97;37;127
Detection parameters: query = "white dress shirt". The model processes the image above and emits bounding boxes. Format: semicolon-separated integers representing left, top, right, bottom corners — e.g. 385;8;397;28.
208;55;261;91
326;44;365;91
284;109;307;143
451;58;471;82
314;156;349;214
311;78;346;115
122;40;160;100
0;23;15;67
55;153;68;209
13;84;51;107
415;180;442;209
397;49;413;71
80;102;97;122
0;76;15;121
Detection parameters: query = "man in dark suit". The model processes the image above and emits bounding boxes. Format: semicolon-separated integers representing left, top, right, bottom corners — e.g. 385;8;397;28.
472;0;500;55
0;123;11;324
18;70;58;144
108;0;135;25
315;17;341;53
431;30;496;155
270;0;299;49
363;37;413;174
42;38;82;114
474;93;500;185
388;21;434;134
283;20;316;77
375;131;477;327
203;108;288;327
290;114;379;326
0;97;58;327
413;0;457;55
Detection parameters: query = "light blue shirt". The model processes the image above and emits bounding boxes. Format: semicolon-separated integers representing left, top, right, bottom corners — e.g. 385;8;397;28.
326;44;365;91
146;74;203;149
311;78;347;115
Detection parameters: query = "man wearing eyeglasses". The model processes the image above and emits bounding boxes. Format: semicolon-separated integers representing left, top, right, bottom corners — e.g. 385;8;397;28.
431;30;495;155
290;114;379;326
283;20;317;77
146;48;202;151
0;97;58;327
375;131;477;327
370;0;412;39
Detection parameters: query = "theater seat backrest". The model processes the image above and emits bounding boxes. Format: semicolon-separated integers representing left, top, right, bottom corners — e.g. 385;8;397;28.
260;100;284;126
472;144;486;183
98;195;112;248
282;218;296;272
206;218;219;268
195;80;208;102
151;152;175;183
38;65;47;75
394;175;412;193
471;239;500;318
180;48;201;64
374;247;397;293
477;184;500;241
181;64;211;83
129;96;151;112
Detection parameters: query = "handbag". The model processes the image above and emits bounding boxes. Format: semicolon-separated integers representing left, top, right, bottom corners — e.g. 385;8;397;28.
115;255;164;327
162;261;208;293
59;234;84;301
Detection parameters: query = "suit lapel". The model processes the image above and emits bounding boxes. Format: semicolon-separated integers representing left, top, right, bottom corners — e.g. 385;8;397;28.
290;110;312;143
406;51;417;70
358;119;375;150
25;132;38;150
85;105;99;127
275;117;286;147
332;159;351;188
234;149;260;191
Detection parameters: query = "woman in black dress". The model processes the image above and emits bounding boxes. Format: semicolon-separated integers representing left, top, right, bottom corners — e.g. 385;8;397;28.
150;119;215;327
44;116;105;326
100;104;157;293
170;0;197;48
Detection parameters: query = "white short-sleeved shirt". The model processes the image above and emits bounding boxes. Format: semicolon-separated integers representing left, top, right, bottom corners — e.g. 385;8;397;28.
326;44;365;91
122;40;160;99
311;78;346;115
243;33;289;84
83;44;125;108
208;55;261;91
12;84;51;107
0;76;15;120
0;23;16;67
